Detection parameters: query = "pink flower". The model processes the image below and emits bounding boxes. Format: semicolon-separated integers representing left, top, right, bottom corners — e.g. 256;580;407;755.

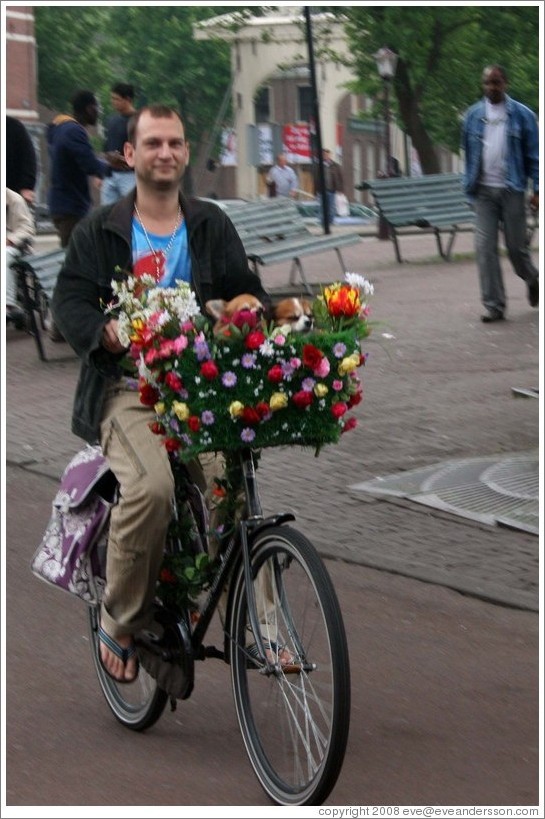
313;356;330;378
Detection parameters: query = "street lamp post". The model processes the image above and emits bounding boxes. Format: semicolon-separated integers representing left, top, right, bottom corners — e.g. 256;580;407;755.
374;46;399;240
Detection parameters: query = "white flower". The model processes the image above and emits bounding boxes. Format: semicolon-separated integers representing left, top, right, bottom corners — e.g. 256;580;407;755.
344;272;374;296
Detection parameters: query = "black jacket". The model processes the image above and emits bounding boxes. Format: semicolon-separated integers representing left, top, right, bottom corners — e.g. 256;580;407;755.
52;191;271;443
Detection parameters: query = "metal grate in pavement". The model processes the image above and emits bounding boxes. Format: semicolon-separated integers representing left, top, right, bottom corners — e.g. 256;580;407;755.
350;451;539;535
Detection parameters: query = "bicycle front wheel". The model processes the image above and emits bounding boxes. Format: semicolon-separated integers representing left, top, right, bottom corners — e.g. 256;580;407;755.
229;525;350;805
88;604;168;731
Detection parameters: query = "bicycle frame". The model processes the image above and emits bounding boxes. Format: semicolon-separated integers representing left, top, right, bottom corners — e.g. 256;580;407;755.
187;448;295;664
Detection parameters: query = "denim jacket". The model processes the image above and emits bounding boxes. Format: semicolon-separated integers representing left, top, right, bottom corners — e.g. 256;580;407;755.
461;94;539;199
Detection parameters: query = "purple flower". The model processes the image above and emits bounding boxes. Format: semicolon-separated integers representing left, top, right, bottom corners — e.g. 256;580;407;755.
201;410;215;426
169;418;180;432
194;335;210;361
302;377;316;392
333;342;347;358
222;371;237;387
241;353;256;369
241;427;256;443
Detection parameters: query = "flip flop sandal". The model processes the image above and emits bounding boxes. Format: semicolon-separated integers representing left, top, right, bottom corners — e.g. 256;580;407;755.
245;638;300;672
98;625;139;684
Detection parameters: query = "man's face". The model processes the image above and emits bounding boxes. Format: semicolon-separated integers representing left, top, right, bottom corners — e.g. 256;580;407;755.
111;93;130;114
482;68;507;104
125;111;189;190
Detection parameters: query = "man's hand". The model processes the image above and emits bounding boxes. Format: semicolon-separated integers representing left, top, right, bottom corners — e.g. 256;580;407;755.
20;189;35;206
529;192;539;212
102;318;127;354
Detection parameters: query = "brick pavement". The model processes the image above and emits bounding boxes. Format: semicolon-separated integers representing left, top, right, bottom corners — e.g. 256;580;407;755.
5;226;540;610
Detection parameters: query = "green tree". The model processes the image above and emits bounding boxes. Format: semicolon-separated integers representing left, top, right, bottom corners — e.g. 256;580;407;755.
336;5;539;173
34;6;242;171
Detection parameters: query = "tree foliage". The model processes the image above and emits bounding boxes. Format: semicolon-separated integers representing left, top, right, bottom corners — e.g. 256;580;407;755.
334;5;539;172
34;6;238;160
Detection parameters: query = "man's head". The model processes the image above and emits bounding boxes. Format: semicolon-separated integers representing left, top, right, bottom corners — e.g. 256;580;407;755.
277;153;288;167
111;82;135;115
71;90;100;126
125;104;189;191
482;65;508;105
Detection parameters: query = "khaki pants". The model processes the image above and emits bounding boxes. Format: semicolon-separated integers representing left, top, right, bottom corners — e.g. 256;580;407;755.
99;387;275;641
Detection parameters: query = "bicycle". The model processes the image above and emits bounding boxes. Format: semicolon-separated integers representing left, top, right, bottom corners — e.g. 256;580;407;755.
87;446;351;806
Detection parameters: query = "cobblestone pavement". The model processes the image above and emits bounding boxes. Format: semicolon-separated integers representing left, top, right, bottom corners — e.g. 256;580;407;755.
5;227;540;610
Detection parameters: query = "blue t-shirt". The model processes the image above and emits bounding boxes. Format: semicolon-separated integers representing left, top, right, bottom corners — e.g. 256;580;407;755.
132;217;191;287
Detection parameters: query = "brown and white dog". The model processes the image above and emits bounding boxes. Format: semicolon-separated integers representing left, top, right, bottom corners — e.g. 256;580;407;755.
272;296;314;333
205;294;313;336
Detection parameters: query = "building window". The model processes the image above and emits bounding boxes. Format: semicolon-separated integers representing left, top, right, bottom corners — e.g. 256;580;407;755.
254;86;270;123
297;85;313;123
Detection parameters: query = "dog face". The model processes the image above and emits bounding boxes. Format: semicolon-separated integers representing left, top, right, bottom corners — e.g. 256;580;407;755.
273;297;314;333
205;294;264;336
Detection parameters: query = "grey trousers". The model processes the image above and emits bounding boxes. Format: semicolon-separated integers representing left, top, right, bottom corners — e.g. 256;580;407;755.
474;185;538;315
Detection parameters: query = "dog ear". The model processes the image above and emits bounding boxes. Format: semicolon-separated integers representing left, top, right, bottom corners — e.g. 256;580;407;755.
205;299;227;320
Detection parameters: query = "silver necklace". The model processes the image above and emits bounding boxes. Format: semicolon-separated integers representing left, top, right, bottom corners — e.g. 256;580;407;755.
134;203;183;278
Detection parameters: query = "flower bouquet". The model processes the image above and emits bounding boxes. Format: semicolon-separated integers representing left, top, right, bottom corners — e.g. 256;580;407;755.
108;271;372;460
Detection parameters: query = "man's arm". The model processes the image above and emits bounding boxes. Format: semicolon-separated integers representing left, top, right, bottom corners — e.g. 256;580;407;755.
6;191;35;249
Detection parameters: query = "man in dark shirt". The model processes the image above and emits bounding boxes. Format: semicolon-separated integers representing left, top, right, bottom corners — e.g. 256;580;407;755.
101;82;137;205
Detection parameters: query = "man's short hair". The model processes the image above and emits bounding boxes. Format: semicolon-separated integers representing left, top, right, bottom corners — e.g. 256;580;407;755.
111;82;135;100
483;64;508;82
71;89;97;116
127;104;184;144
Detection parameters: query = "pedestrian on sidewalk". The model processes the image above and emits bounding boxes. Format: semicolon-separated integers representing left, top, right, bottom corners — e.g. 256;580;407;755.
461;64;539;323
314;149;344;227
101;82;137;205
265;153;298;198
5;188;35;328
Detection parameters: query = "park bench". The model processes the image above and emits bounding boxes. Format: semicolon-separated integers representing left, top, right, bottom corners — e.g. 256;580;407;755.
222;198;363;295
358;172;475;263
11;248;66;361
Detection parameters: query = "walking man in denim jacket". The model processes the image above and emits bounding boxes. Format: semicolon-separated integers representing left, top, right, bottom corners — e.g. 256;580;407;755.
462;64;539;322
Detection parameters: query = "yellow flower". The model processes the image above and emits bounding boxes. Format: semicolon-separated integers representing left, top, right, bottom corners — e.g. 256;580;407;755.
129;317;145;342
269;392;288;411
154;401;165;416
172;401;189;421
338;353;360;376
229;401;245;418
314;383;328;398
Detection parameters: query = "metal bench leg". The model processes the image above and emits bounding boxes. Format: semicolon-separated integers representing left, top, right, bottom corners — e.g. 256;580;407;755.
288;257;313;296
391;229;403;263
435;228;457;261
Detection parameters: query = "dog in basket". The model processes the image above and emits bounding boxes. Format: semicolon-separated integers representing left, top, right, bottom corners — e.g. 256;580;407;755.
205;294;313;336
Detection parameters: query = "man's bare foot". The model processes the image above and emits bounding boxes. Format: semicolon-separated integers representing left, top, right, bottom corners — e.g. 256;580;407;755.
98;625;139;683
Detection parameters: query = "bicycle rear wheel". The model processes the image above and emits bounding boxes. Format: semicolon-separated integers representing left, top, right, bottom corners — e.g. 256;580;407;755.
229;525;350;805
88;604;168;731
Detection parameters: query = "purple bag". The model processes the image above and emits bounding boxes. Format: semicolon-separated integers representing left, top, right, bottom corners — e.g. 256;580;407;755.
31;445;116;604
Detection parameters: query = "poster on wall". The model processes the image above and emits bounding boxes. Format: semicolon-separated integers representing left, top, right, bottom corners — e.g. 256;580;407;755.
283;123;312;164
257;123;274;165
220;127;237;166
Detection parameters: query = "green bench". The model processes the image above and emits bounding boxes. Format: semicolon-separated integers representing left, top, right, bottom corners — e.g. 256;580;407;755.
223;198;363;294
11;248;66;361
359;172;475;263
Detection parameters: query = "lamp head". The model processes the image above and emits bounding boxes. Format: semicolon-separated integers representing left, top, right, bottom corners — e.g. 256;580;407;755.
374;47;398;80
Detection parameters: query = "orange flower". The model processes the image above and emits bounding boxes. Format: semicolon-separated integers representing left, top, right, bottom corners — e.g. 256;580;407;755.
324;284;361;318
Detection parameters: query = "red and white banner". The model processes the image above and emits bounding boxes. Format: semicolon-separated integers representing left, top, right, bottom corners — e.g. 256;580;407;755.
282;123;312;164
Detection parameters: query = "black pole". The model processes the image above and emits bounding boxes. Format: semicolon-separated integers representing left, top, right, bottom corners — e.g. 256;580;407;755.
304;6;329;234
377;77;391;240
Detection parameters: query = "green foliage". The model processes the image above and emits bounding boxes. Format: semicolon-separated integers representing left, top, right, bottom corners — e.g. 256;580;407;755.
334;6;539;166
34;6;241;159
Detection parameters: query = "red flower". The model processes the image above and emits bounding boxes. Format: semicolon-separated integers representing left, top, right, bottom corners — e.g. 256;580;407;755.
341;416;358;434
331;401;348;419
164;437;181;452
267;364;284;383
148;421;166;435
160;568;177;583
165;371;183;391
255;401;270;418
231;309;259;330
188;415;201;432
200;360;219;380
139;383;160;407
292;390;314;409
242;406;261;425
244;330;266;350
347;390;362;408
302;344;323;371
